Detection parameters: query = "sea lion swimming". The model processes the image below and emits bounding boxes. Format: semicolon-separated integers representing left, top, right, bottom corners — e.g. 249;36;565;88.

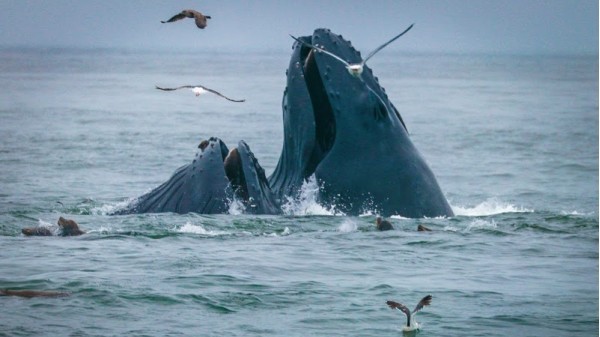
376;217;394;231
387;295;432;331
0;289;70;298
417;224;432;232
57;217;85;236
21;227;52;236
22;217;84;237
161;9;211;29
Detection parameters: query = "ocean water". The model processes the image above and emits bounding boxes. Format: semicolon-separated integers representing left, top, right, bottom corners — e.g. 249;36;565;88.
0;47;597;337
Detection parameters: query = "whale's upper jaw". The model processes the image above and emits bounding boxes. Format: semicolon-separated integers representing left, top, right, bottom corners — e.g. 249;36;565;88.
290;29;408;163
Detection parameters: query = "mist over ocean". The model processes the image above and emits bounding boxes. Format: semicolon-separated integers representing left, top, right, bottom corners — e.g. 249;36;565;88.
0;47;597;336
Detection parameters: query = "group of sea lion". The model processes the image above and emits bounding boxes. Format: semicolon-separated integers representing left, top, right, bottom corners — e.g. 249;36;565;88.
21;216;84;237
375;217;432;232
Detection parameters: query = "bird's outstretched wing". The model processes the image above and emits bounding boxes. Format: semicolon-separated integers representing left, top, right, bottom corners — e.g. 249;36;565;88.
161;12;187;23
155;85;194;91
386;300;411;317
289;35;350;67
363;24;414;64
198;85;245;103
413;294;432;314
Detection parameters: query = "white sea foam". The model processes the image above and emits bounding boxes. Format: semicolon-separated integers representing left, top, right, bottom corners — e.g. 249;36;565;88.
227;197;246;215
281;175;341;216
92;198;136;215
401;321;421;332
466;218;497;231
443;218;498;232
37;219;54;227
338;219;359;232
452;198;533;216
177;222;229;236
32;219;60;235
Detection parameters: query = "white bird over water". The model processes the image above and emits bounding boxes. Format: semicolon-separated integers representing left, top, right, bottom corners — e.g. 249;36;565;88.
290;24;414;78
155;85;246;103
386;294;432;332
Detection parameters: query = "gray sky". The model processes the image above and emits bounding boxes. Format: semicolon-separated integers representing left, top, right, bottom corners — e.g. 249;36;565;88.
0;0;597;54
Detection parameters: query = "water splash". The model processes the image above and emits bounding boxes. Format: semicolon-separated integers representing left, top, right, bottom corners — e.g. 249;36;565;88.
91;198;136;216
338;219;359;232
32;219;60;235
443;218;498;233
227;197;245;215
466;218;498;231
452;198;533;216
177;222;229;236
281;175;342;216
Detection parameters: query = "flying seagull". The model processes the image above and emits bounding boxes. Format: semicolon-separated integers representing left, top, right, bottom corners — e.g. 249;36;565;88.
386;294;432;331
290;24;414;77
155;85;246;103
161;9;211;29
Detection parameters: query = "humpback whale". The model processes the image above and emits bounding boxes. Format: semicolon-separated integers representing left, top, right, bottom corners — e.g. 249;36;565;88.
114;137;279;215
269;28;454;218
113;28;452;218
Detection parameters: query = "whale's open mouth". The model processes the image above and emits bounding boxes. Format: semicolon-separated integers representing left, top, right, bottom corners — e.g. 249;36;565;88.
223;148;249;202
298;45;337;174
218;140;278;213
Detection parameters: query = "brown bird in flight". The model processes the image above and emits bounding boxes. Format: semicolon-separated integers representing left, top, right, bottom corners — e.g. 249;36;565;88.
161;9;211;29
155;85;245;103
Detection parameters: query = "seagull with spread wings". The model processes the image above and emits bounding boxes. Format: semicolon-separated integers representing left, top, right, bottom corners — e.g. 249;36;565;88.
290;24;414;78
386;294;432;331
161;9;211;29
155;85;245;103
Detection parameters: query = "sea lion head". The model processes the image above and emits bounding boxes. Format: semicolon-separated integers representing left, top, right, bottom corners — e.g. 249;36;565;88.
57;217;84;236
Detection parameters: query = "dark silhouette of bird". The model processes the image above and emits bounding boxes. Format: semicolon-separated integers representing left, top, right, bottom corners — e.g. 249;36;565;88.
161;10;211;29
